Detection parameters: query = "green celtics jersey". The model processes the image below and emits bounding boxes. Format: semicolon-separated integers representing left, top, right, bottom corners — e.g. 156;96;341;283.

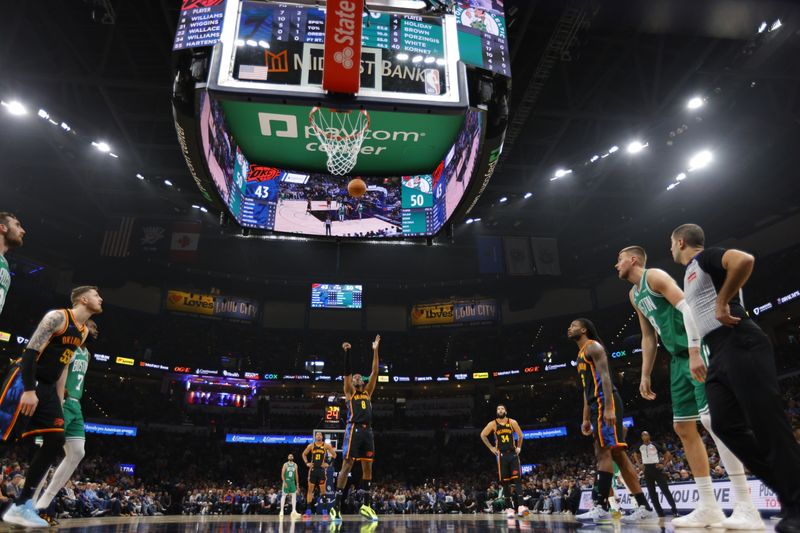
65;346;90;400
633;269;689;356
283;462;297;482
0;254;10;316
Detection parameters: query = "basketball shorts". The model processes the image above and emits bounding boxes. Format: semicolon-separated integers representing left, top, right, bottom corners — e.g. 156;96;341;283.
497;451;521;482
343;424;375;461
309;467;326;486
671;346;710;422
63;398;86;440
589;392;626;449
283;479;297;494
0;364;65;442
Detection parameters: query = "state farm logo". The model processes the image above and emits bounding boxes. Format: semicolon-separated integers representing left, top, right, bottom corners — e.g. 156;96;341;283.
331;0;358;47
334;47;355;69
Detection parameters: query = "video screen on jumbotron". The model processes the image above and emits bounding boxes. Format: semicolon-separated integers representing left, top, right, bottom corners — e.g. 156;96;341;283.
311;283;363;309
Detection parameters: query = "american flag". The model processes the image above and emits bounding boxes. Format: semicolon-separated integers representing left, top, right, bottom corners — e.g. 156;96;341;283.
100;217;134;257
238;64;269;81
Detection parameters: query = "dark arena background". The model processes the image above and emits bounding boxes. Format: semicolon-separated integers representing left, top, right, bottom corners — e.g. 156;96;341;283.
1;0;800;532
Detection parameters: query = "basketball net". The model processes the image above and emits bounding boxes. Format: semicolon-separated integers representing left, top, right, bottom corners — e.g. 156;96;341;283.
309;107;370;176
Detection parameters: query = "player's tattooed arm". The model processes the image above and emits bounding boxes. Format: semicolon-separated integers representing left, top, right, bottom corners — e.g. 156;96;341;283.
26;310;66;353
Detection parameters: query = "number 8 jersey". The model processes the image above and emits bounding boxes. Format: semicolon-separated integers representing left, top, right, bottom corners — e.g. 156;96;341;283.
347;391;372;425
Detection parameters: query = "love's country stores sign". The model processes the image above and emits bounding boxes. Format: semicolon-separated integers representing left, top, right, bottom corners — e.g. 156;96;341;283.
410;298;498;327
165;290;260;321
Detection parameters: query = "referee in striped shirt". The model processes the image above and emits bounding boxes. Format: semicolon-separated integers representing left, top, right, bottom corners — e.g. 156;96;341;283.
635;431;678;517
672;223;800;533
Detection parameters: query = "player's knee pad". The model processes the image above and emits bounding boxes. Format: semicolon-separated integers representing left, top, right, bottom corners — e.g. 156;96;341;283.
65;439;86;462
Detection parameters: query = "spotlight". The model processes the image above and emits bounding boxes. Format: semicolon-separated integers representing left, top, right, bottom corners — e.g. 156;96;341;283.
627;141;646;154
436;58;446;66
590;155;600;163
246;39;257;47
235;39;245;47
499;196;508;203
60;122;71;131
676;172;687;181
412;55;423;63
608;145;619;154
687;97;703;110
769;19;782;32
2;100;27;116
524;192;533;199
200;207;208;213
465;218;474;224
164;179;173;187
758;21;767;33
136;173;145;180
109;153;119;158
37;109;49;119
424;56;436;64
191;205;200;209
396;53;409;61
688;150;712;171
473;218;481;222
667;183;678;191
92;141;111;153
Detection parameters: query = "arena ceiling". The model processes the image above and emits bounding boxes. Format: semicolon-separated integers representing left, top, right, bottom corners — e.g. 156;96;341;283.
1;0;799;284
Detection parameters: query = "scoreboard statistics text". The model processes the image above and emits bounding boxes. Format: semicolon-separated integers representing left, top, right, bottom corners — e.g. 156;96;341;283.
311;283;363;309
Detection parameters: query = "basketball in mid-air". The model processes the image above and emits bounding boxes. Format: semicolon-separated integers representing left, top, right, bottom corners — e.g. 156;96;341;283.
348;178;367;198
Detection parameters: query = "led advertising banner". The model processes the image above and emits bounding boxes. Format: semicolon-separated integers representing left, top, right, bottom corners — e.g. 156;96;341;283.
410;298;498;327
165;290;260;321
85;423;138;437
522;427;567;440
225;434;314;445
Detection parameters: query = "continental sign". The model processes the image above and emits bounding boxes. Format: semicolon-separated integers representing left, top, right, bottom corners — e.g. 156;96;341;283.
410;298;498;327
165;290;260;321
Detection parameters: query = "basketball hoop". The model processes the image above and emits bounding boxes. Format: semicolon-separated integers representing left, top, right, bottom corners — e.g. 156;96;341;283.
309;107;370;176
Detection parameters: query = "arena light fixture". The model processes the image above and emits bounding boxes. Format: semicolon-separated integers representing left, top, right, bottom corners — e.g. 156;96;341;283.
2;100;27;116
60;122;70;131
37;109;49;119
235;39;245;47
396;53;409;61
436;58;446;66
245;39;257;47
411;55;423;63
164;179;173;187
465;218;474;224
770;19;782;32
688;150;712;171
758;21;768;33
524;192;533;199
92;141;111;153
423;56;436;64
499;196;508;203
608;145;619;154
676;172;687;181
551;168;572;181
473;218;481;222
109;152;119;158
200;207;208;213
258;40;270;48
48;119;58;125
687;97;704;110
136;173;145;180
191;204;200;209
667;183;678;191
590;155;600;162
627;141;647;154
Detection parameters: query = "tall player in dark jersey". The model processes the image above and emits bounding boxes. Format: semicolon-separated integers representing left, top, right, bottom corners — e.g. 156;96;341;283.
568;318;658;524
0;286;102;528
330;335;380;523
302;431;337;516
480;404;525;518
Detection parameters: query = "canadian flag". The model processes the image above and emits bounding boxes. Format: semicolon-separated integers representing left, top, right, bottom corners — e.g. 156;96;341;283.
169;222;201;262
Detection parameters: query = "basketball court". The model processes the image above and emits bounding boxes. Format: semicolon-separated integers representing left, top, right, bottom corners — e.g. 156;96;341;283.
0;513;780;532
274;200;400;237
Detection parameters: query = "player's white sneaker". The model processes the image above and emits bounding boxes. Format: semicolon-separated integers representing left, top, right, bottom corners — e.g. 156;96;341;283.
576;505;612;523
517;506;529;517
290;511;302;519
620;506;660;524
505;508;516;518
713;502;765;530
2;500;49;528
672;505;726;528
